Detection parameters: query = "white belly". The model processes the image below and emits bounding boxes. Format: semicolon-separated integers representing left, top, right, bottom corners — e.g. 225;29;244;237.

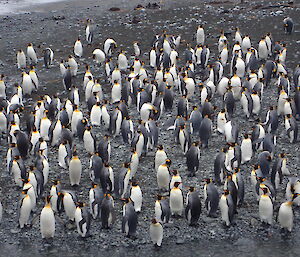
40;207;55;238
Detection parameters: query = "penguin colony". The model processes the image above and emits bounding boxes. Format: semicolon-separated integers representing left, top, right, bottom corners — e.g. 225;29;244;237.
0;15;298;246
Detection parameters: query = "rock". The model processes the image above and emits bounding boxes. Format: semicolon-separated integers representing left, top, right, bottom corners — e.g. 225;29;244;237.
52;15;65;20
109;7;121;12
10;228;20;234
176;238;185;244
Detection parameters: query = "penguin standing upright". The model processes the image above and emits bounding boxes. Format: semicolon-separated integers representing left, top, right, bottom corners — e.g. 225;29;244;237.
130;181;143;213
186;142;200;177
83;125;97;155
40;196;55;239
122;198;138;238
27;43;38;65
170;181;184;216
219;190;234;227
86;19;94;45
17;50;26;69
61;191;77;221
150;218;163;247
75;202;91;237
18;188;32;228
185;187;201;226
258;187;273;225
50;180;61;212
204;178;219;217
241;134;253;164
155;145;168;172
155;195;170;223
100;193;114;229
278;198;295;232
199;115;212;148
157;159;171;191
118;162;131;198
43;48;53;68
283;17;294;34
89;183;103;219
74;38;83;57
58;141;71;169
214;148;226;184
285;114;298;143
14;130;30;159
23;179;36;211
69;150;82;186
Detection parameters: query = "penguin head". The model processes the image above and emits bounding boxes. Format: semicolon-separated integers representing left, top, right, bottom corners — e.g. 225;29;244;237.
131;180;139;187
188;186;195;192
22;178;30;184
22;187;31;194
45;195;52;204
204;178;212;184
233;167;240;174
123;162;130;169
157;195;163;201
14;155;21;161
157;145;164;151
223;189;230;196
165;159;171;166
172;169;179;176
261;187;268;195
91;182;98;189
151;218;158;224
173;182;181;188
76;202;84;208
193;141;200;147
53;180;61;186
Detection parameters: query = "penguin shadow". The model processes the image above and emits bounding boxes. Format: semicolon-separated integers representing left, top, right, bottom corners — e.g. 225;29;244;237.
280;228;292;239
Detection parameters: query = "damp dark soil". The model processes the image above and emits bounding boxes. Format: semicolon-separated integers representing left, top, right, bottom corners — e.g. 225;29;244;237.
0;0;300;256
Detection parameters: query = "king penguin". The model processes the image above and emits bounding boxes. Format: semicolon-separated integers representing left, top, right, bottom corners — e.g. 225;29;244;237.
185;186;201;226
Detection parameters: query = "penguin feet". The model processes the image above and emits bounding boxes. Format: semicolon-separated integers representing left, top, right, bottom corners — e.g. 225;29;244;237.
126;234;137;240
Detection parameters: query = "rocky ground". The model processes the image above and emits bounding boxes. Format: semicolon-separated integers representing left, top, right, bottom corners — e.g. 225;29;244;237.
0;0;300;256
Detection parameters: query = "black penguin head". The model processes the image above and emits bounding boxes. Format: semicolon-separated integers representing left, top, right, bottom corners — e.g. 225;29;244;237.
22;178;30;184
189;186;195;192
223;189;230;196
157;195;163;200
233;167;240;174
165;159;171;166
157;145;163;150
14;155;21;160
123;162;130;169
53;180;61;186
261;187;268;195
204;178;212;184
76;202;84;208
172;169;179;176
174;182;181;188
279;153;285;158
131;180;138;187
151;218;158;224
45;195;52;204
22;187;32;194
